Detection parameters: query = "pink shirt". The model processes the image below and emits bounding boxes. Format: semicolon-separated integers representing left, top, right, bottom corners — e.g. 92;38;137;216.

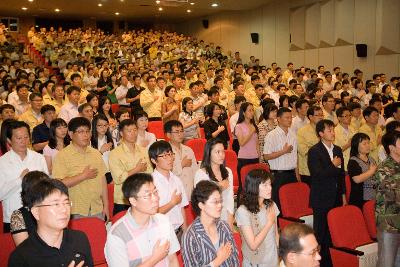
236;122;259;159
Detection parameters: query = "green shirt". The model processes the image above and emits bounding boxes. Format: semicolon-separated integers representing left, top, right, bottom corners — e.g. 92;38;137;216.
373;156;400;232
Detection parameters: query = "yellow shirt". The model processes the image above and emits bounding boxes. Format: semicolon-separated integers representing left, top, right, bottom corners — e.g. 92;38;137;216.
43;98;65;116
359;124;382;163
19;108;43;131
108;142;153;204
297;123;319;176
323;109;338;125
244;87;260;107
350;116;365;132
334;124;355;171
52;144;106;216
140;88;163;118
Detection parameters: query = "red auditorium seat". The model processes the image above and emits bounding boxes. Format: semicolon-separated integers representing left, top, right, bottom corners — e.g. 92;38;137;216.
186;138;207;162
0;202;3;234
111;210;127;225
107;183;114;221
328;205;377;267
147;121;165;139
0;233;15;267
224;150;239;194
239;163;269;189
177;251;184;267
345;174;351;203
362;200;377;239
69;217;107;266
200;127;205;139
184;203;196;225
233;232;243;266
111;103;120;114
278;182;313;230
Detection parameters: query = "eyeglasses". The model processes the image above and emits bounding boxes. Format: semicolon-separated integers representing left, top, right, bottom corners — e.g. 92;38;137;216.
75;130;91;135
136;190;159;200
35;201;72;209
294;245;321;258
207;199;223;205
157;152;175;159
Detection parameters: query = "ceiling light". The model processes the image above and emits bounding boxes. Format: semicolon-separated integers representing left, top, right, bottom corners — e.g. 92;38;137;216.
156;0;161;3
22;7;28;10
55;8;60;12
115;12;120;15
190;2;195;5
98;3;102;6
211;3;218;7
158;7;163;11
187;9;191;13
28;0;33;2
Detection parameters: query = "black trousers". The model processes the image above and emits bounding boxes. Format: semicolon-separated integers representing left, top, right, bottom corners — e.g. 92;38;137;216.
3;222;10;233
300;175;311;187
237;158;261;205
232;139;240;155
313;207;333;267
113;203;130;216
271;169;297;211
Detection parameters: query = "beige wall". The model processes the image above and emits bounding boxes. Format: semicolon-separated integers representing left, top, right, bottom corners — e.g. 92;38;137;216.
175;0;400;79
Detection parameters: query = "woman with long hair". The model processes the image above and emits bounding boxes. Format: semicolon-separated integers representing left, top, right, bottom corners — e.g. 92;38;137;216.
203;102;230;148
86;93;99;115
43;118;70;174
91;114;114;183
182;180;239;266
179;97;200;142
348;133;377;208
235;102;259;201
161;85;180;123
98;96;117;129
258;103;278;163
97;69;111;98
235;169;279;266
194;138;234;230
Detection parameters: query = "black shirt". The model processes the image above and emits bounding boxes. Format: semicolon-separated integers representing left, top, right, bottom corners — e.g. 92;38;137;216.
32;122;50;153
126;86;145;115
203;118;230;149
8;229;93;267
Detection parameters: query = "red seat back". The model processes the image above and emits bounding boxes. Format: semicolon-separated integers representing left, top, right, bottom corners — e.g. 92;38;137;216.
177;252;184;267
186;138;207;161
107;183;114;220
200;128;205;138
240;163;270;188
233;232;243;266
147;121;165;139
111;104;120;114
279;182;312;218
328;205;372;249
0;233;15;267
224;150;239;194
345;175;351;203
362;200;377;239
184;203;196;225
111;210;127;225
69;218;107;265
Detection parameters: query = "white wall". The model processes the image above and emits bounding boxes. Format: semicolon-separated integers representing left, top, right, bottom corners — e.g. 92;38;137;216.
175;0;400;79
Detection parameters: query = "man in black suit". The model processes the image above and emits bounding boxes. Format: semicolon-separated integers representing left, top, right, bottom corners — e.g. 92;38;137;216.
308;119;346;267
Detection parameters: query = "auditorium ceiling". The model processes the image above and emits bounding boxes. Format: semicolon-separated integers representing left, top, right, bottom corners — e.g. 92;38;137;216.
0;0;271;22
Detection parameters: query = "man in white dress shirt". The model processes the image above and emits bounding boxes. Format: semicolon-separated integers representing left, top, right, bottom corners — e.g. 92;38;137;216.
263;107;299;210
149;140;188;240
164;120;199;199
291;99;309;134
0;120;48;232
58;86;80;123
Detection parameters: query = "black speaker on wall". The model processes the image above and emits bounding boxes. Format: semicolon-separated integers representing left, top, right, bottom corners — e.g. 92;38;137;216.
356;44;367;57
202;19;209;29
251;33;259;44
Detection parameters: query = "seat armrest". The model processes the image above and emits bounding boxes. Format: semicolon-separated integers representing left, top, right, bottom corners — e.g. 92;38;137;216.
331;246;364;256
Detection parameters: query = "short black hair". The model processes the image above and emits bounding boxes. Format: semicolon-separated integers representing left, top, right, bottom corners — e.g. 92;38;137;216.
277;107;291;117
68;117;91;132
21;171;50;207
148;140;173;163
295;99;309;111
191;180;221;216
385;120;400;134
336;106;350;118
70;73;82;81
0;104;15;113
362;106;379;119
78;103;92;113
6;120;30;140
119;118;136;132
66;86;81;95
16;83;29;92
316;119;335;137
164;120;183;133
28;178;69;209
382;131;400;155
29;92;42;102
40;104;56;115
348;102;361;111
122;173;154;199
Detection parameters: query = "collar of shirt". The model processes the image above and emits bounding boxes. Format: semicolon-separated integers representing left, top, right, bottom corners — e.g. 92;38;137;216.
125;207;155;230
322;141;334;159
